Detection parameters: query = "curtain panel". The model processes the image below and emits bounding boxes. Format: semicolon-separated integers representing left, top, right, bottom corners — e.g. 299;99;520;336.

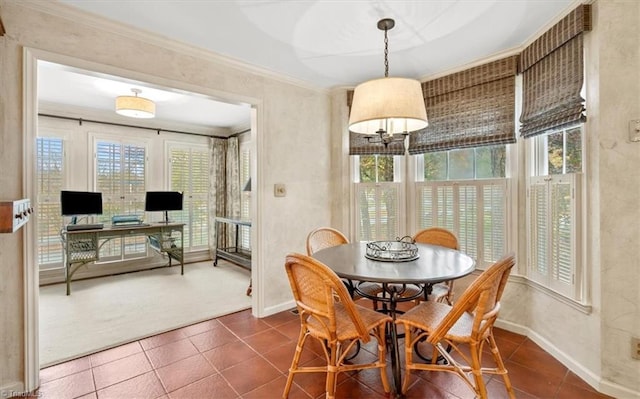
346;90;407;156
408;55;518;155
208;138;227;258
519;4;592;138
225;137;241;245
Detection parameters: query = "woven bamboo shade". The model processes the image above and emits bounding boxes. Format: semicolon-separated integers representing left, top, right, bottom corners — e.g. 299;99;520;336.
408;55;518;155
519;4;592;138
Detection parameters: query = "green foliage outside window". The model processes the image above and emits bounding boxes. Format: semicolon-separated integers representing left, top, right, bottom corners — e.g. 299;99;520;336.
547;127;582;175
359;155;394;182
423;145;506;181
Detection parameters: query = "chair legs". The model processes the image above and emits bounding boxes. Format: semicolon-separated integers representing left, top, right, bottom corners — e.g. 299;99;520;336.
400;327;515;399
283;324;390;399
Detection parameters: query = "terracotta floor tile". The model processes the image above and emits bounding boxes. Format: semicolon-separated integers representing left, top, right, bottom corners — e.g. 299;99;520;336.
145;338;198;369
188;325;238;352
217;309;253;325
38;369;95;399
485;378;537;399
222;317;272;338
242;376;311;399
221;356;282;395
168;374;238;399
402;376;462;399
556;380;615;399
140;329;187;351
413;369;477;399
40;309;614;399
276;319;304;341
156;353;216;393
243;327;292;353
261;340;320;374
76;392;98;399
177;318;223;337
502;359;564;398
40;355;91;384
493;327;528;345
564;370;601;393
90;341;143;367
92;352;152;390
96;370;165;399
334;376;389;399
509;339;568;377
261;309;299;328
202;340;258;371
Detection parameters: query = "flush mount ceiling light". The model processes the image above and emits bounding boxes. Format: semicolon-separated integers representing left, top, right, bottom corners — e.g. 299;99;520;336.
348;18;428;146
115;88;156;119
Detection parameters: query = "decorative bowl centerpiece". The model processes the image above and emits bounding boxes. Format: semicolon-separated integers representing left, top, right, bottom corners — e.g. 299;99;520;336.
365;236;419;262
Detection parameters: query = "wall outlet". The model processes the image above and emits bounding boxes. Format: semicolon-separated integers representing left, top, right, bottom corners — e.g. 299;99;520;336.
274;183;286;197
629;120;640;142
632;337;640;360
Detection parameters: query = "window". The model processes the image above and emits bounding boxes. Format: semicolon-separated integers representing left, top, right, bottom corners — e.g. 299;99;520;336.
353;155;404;242
169;145;210;250
95;139;147;261
416;145;508;268
36;137;65;269
527;126;583;300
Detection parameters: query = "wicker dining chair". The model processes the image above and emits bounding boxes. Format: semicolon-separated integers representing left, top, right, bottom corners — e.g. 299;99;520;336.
306;227;382;308
396;253;516;399
412;227;460;304
283;253;391;399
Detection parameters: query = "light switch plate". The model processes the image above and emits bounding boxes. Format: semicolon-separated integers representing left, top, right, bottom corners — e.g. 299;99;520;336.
629;120;640;142
274;183;286;197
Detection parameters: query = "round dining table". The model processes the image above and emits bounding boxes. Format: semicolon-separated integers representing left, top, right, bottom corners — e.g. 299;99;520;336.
312;241;475;396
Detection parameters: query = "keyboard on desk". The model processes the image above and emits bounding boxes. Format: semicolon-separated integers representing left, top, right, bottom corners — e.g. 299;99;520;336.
66;223;104;231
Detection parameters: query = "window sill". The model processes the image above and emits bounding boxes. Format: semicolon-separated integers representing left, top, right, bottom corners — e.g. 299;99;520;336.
510;274;592;314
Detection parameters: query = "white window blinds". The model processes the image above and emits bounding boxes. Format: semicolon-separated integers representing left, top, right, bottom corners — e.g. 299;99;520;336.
36;137;64;267
416;179;507;268
169;146;210;250
527;174;579;298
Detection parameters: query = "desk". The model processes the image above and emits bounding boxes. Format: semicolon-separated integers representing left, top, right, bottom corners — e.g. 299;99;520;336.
312;242;475;395
61;223;184;295
213;217;251;295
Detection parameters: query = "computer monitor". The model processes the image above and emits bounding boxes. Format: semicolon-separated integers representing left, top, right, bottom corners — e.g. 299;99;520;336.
144;191;183;223
60;191;103;224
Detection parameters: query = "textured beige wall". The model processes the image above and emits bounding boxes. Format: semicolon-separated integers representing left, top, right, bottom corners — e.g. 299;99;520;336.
594;0;640;392
0;0;332;391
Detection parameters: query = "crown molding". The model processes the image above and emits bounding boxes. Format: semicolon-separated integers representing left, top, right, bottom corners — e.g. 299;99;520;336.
19;0;328;94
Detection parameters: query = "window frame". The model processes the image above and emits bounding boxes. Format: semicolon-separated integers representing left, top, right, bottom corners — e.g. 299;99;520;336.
526;125;587;304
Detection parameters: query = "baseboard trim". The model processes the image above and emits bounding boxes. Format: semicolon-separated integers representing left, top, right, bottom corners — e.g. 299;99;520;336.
495;319;640;398
261;300;296;317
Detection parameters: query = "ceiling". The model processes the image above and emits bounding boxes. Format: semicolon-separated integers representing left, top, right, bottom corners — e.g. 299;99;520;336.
41;0;576;132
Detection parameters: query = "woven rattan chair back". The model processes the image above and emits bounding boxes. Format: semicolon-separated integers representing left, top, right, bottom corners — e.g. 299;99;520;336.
412;227;460;304
283;253;391;399
397;253;516;399
306;227;349;255
412;227;459;250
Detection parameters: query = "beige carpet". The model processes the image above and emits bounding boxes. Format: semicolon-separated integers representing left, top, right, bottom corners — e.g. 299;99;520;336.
39;260;252;367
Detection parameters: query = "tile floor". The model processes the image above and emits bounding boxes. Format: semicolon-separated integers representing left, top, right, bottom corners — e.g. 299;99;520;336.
37;304;614;399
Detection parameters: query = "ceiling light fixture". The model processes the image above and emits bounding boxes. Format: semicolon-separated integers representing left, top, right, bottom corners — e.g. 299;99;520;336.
348;18;428;146
115;88;156;119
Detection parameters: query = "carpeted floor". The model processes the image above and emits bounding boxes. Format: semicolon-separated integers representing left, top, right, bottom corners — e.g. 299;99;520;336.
38;260;252;367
